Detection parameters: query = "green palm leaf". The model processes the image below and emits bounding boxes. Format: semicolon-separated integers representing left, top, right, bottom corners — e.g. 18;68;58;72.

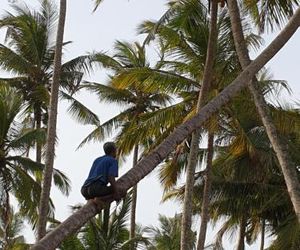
10;164;54;225
8;128;46;150
83;81;134;105
244;0;300;32
60;90;100;125
7;156;43;174
91;52;123;72
52;168;71;196
111;67;199;93
77;110;129;149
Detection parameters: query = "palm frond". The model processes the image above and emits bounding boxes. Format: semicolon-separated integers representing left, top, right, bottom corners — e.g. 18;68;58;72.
90;52;123;72
0;86;24;142
10;164;55;226
111;67;199;93
61;55;92;75
52;168;71;196
0;1;54;69
244;0;300;32
7;156;43;174
77;111;128;149
268;215;300;250
60;55;93;93
113;40;148;68
60;90;100;125
82;81;134;105
140;4;177;46
93;0;104;12
212;218;236;250
8;128;46;150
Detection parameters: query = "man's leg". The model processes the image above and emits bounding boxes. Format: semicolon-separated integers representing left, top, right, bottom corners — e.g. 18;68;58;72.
81;185;92;200
89;182;113;197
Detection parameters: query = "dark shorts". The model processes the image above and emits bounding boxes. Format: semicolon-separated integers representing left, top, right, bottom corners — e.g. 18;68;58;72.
81;181;113;200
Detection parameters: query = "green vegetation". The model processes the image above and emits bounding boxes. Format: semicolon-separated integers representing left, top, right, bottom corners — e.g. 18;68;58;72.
1;0;300;249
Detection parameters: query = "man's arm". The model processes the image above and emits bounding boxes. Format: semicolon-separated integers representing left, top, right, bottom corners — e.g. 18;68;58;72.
108;176;117;193
108;176;122;200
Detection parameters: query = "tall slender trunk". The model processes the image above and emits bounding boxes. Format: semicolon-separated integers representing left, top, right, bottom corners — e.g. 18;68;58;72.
227;0;300;222
2;189;10;250
31;8;300;249
180;130;201;250
236;216;246;250
35;108;42;163
181;1;218;249
260;219;265;250
37;0;67;240
129;144;139;250
196;133;214;250
103;204;110;237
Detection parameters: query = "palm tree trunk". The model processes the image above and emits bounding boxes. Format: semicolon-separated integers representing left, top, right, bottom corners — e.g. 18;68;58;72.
236;216;246;250
37;0;67;240
196;133;214;250
181;1;218;249
227;0;300;222
103;204;110;237
35;108;42;163
129;144;139;250
31;8;300;249
260;219;265;250
2;189;10;250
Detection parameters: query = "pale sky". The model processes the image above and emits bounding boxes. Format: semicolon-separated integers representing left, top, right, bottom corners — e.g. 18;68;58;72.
1;0;300;249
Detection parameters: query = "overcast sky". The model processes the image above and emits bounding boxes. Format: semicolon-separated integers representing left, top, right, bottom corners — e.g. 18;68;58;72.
1;0;300;249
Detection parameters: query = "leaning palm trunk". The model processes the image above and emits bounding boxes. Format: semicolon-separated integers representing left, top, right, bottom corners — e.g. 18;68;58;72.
236;216;247;250
227;0;300;222
196;133;214;250
129;144;139;250
37;0;67;240
31;8;300;249
181;1;218;249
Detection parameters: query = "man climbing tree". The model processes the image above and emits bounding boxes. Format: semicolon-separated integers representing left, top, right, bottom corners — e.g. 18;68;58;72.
81;142;123;201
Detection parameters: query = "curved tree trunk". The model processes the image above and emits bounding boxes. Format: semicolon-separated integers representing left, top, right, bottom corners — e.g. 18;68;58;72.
196;133;214;250
181;1;218;249
129;144;139;250
37;0;67;240
236;216;246;250
227;0;300;222
31;8;300;249
260;219;265;250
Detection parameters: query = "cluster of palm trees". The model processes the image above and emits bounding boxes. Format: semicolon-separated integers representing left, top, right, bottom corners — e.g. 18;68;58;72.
1;0;300;249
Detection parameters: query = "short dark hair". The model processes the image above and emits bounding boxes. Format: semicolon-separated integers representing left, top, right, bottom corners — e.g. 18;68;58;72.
103;142;117;155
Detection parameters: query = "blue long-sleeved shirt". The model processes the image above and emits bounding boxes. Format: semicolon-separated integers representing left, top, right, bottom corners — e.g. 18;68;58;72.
83;155;118;186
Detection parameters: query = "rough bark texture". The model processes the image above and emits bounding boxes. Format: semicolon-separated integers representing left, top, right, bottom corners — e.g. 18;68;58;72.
129;144;139;250
180;130;201;250
196;133;214;250
227;0;300;222
236;216;246;250
35;109;42;163
31;8;300;249
180;1;218;249
37;0;67;240
2;190;10;250
103;204;110;237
